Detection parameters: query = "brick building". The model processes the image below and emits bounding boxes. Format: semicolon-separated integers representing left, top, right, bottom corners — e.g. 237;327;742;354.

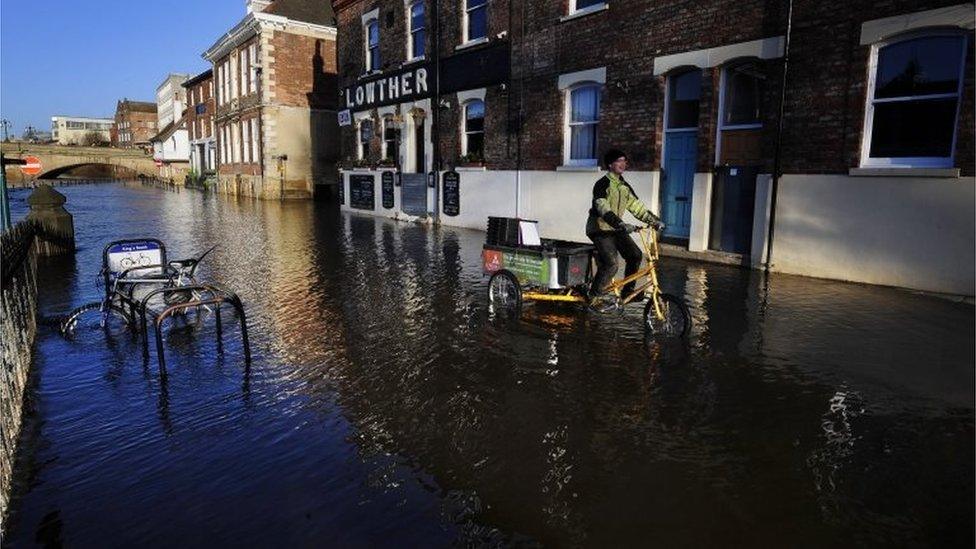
182;69;217;177
334;0;975;295
202;0;340;200
113;99;157;148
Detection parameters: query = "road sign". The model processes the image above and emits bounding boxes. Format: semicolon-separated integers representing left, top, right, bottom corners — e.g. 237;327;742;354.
20;155;42;176
155;159;163;167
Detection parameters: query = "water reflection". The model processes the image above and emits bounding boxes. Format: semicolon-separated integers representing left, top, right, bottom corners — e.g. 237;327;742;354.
5;183;973;547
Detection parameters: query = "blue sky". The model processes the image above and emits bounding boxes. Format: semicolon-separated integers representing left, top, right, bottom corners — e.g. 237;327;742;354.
1;0;243;135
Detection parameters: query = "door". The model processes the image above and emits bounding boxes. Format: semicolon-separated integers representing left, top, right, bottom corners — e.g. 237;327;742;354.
401;110;428;216
662;70;702;241
662;132;697;239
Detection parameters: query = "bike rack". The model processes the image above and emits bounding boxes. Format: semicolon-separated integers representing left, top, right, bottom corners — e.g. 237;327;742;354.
152;294;252;375
137;284;232;353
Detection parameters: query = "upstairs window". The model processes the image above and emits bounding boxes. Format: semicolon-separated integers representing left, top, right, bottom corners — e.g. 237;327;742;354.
571;0;605;14
464;0;487;43
409;2;426;59
567;84;600;166
366;19;380;72
862;32;967;167
462;100;485;158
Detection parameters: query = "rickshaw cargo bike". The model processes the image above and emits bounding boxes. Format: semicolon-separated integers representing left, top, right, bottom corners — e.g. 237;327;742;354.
482;217;691;337
59;237;251;372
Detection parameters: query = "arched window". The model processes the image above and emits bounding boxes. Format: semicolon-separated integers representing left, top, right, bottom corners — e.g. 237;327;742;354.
862;32;967;167
365;19;380;72
567;84;601;165
462;100;485;158
409;1;426;59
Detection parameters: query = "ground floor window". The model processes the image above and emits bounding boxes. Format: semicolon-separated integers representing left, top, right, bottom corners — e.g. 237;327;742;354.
462;100;485;160
566;84;600;166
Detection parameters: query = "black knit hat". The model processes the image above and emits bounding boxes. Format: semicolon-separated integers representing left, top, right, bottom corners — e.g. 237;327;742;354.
603;149;627;168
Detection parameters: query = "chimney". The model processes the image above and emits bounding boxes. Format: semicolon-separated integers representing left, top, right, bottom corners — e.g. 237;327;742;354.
246;0;272;13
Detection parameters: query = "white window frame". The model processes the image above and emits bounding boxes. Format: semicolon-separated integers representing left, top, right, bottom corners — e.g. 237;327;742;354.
563;83;601;167
242;120;250;163
462;0;488;45
860;29;968;169
381;116;398;161
461;99;485;157
356;116;374;160
714;59;764;165
363;9;380;74
407;0;426;61
250;118;260;164
568;0;608;17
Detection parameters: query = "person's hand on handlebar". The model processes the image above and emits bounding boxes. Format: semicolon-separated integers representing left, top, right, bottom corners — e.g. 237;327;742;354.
619;223;641;233
650;219;666;232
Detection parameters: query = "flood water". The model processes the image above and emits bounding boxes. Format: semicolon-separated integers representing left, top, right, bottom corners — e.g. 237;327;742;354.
5;182;974;547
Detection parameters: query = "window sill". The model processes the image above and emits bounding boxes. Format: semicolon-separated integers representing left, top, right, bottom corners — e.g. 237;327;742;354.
358;70;382;80
402;56;426;67
455;37;489;51
849;167;960;178
456;166;486;171
557;165;601;172
559;3;609;23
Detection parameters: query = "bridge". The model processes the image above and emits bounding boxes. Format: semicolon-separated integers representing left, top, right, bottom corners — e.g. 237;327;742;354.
1;142;158;186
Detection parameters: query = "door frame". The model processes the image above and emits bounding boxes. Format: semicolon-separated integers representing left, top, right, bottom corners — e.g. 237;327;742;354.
661;69;702;241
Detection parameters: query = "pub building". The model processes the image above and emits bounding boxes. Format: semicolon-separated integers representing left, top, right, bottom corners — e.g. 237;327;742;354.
333;0;975;296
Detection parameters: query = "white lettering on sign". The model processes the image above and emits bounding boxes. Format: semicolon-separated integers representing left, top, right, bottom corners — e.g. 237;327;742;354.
344;66;431;111
402;72;413;95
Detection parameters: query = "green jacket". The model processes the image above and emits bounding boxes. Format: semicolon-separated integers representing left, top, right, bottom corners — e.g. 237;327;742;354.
586;172;659;234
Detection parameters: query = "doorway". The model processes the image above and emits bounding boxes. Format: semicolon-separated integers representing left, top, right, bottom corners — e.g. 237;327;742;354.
662;70;702;241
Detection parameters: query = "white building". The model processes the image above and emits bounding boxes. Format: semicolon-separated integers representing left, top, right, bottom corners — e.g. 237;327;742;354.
50;116;113;146
156;73;192;129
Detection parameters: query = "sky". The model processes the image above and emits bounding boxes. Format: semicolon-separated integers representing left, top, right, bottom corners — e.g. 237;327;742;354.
0;0;244;136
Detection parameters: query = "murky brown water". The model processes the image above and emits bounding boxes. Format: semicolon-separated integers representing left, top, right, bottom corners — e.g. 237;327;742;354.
6;183;974;547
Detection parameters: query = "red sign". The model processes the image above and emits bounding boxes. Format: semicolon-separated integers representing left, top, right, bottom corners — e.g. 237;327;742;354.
20;156;42;176
154;159;163;167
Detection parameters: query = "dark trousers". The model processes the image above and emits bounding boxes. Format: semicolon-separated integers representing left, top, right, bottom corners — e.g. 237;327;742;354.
588;231;643;297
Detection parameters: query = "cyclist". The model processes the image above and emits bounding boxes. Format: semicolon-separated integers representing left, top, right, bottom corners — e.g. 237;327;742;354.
586;149;664;302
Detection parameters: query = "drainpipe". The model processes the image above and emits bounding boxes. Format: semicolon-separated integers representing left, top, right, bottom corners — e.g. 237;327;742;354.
514;0;525;218
764;0;794;274
432;0;442;208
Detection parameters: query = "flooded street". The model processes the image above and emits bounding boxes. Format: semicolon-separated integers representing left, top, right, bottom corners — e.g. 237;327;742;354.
5;183;974;547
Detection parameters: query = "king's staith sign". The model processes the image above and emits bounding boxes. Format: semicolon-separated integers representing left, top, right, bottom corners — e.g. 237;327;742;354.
343;64;431;111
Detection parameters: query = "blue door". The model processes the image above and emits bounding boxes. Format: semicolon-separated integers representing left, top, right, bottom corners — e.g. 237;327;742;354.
662;131;697;239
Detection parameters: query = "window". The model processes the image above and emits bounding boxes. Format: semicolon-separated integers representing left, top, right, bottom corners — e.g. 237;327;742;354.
383;117;398;161
571;0;605;13
358;119;374;159
250;118;259;162
242;120;250;163
666;70;701;129
464;0;487;43
721;61;763;128
566;84;600;165
862;32;966;167
409;1;426;59
462;100;485;158
366;19;380;72
249;44;258;94
239;49;247;97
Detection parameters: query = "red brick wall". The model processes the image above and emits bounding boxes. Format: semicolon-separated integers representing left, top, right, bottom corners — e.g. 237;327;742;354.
269;31;339;109
334;0;975;175
184;76;215;142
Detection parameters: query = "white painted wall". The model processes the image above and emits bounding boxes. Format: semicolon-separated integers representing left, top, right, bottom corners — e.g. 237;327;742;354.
770;174;975;295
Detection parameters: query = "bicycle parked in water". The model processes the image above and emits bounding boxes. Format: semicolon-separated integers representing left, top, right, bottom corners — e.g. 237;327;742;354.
484;219;691;338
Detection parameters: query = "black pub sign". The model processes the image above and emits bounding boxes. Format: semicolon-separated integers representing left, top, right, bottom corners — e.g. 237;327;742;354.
344;64;431;111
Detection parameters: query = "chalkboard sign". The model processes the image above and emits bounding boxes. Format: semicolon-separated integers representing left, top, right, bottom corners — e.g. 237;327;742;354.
442;171;460;217
338;177;345;205
382;171;395;209
350;174;375;210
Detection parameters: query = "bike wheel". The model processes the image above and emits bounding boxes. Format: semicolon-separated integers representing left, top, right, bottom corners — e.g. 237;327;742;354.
60;302;134;339
643;293;691;338
487;270;522;318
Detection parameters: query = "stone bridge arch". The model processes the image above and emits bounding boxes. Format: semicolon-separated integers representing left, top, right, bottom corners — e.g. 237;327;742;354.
1;143;159;186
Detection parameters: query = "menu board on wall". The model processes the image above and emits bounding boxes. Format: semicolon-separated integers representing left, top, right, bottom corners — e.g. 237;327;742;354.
349;174;375;210
442;171;460;217
382;171;395;209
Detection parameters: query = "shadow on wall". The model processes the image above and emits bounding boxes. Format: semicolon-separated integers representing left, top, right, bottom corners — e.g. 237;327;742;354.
309;39;340;202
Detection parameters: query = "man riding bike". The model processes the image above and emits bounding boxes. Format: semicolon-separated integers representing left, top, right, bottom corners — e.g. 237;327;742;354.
586;149;664;303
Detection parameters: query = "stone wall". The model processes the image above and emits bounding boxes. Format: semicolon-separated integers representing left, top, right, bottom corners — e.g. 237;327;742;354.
0;221;39;530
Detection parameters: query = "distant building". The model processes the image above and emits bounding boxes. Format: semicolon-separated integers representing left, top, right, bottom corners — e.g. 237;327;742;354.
202;0;339;200
182;69;217;176
114;99;158;148
156;73;192;129
50;115;113;145
150;119;191;181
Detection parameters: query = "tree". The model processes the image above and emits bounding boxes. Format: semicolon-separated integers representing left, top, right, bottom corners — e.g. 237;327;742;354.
82;131;108;147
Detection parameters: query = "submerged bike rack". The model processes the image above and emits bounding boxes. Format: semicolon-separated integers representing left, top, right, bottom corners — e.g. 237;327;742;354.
137;284;252;375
